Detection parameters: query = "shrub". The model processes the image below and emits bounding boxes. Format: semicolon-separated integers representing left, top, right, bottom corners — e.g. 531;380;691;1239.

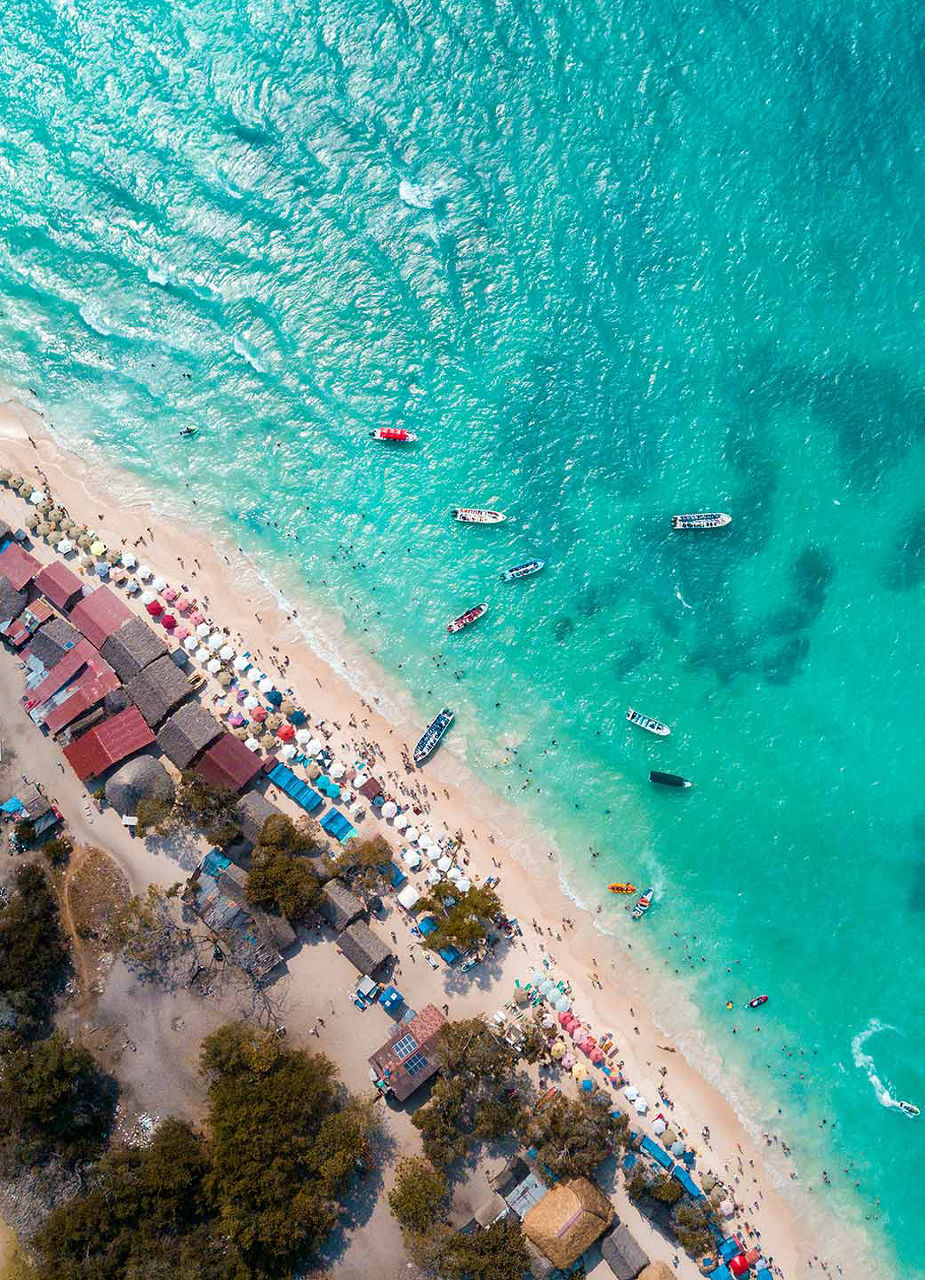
388;1156;447;1233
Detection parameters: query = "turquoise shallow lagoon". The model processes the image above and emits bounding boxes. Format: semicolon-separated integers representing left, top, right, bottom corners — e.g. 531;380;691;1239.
0;0;923;1269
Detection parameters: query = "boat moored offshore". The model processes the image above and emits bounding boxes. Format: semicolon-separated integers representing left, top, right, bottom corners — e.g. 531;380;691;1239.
447;603;488;634
671;512;731;530
452;507;507;524
370;427;418;443
649;771;691;788
627;707;671;736
413;708;455;765
500;559;545;582
632;888;654;920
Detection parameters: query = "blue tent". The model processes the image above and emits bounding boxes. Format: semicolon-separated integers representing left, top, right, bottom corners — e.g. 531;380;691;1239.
439;944;461;965
671;1166;703;1198
640;1135;674;1171
266;763;324;814
756;1269;773;1280
202;848;231;877
266;690;283;706
380;986;403;1013
316;775;341;799
711;1269;733;1280
622;1151;638;1171
0;797;24;814
320;808;356;843
419;916;439;936
719;1238;743;1261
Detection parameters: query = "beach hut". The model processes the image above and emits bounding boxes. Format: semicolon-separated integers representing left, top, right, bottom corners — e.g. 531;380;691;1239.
600;1225;650;1280
104;757;175;816
523;1180;614;1272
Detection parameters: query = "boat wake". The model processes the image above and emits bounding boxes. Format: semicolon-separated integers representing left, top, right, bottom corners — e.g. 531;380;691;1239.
851;1019;906;1113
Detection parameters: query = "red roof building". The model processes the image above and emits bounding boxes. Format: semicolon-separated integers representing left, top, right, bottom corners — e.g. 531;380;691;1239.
368;1004;447;1101
36;561;84;612
24;639;101;712
195;733;263;792
64;706;156;781
3;598;53;647
43;666;122;735
68;586;132;650
0;543;40;590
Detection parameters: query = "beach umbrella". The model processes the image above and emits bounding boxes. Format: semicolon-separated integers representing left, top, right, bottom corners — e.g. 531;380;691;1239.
105;548;121;564
45;514;62;530
48;506;65;522
571;1062;588;1081
140;591;156;605
719;1200;735;1219
265;713;283;731
671;1141;685;1157
243;694;259;710
258;677;274;694
196;622;210;638
288;708;307;726
456;876;471;893
259;733;276;751
121;551;137;568
307;737;322;755
570;1024;586;1042
251;707;268;723
425;845;442;863
207;658;221;675
558;1011;573;1027
634;1097;648;1114
437;855;452;872
381;800;397;819
151;575;166;591
146;600;163;617
228;711;244;727
280;743;297;760
330;761;346;780
245;736;261;752
80;556;95;570
233;655;251;672
163;586;178;602
36;522;53;538
277;723;295;741
175;625;191;639
111;567;127;582
418;831;433;848
60;518;76;532
96;563;110;578
404;825;419;842
394;812;409;830
232;725;249;740
426;868;442;885
162;614;177;630
196;646;211;662
652;1118;667;1136
183;635;198;652
561;1053;575;1069
126;579;140;595
266;689;283;707
219;644;235;661
16;480;31;495
25;514;40;530
90;540;106;556
279;699;295;716
401;848;421;869
138;564;153;580
700;1173;717;1193
554;995;571;1013
77;534;93;550
663;1127;679;1146
590;1049;605;1066
623;1085;638;1101
176;596;190;613
7;474;22;489
28;489;45;504
56;537;73;554
295;728;312;745
208;631;223;650
551;1040;567;1060
190;610;204;624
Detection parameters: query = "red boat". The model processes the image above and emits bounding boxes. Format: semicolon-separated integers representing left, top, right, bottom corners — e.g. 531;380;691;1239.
447;603;488;634
370;428;418;443
747;995;768;1009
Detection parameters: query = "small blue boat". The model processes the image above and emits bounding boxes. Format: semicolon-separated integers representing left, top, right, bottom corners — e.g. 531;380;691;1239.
413;707;454;765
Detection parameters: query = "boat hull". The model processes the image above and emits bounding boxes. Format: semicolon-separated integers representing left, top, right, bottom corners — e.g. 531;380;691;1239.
649;771;691;788
627;707;671;736
631;889;654;920
608;883;637;895
452;507;506;524
671;512;731;530
370;428;417;442
447;603;488;634
413;708;455;765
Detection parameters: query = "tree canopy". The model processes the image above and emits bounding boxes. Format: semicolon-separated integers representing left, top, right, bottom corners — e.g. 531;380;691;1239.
332;835;392;895
518;1093;627;1180
0;863;68;1030
416;882;501;954
103;882;192;985
387;1156;448;1234
0;1031;114;1167
175;773;242;846
432;1218;531;1280
246;815;322;923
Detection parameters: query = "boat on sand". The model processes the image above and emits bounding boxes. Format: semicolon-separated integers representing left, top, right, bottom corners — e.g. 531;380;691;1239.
447;603;488;634
627;707;671;736
414;708;454;765
452;507;506;524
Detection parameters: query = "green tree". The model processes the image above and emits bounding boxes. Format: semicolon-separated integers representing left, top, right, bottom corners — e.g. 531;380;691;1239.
433;1218;531;1280
174;773;242;846
0;863;68;1030
671;1200;715;1256
332;835;392;894
388;1156;448;1233
417;882;501;954
519;1093;627;1180
201;1023;372;1275
256;813;318;855
0;1031;114;1165
136;793;174;837
41;834;73;866
13;818;35;847
411;1079;471;1168
651;1173;682;1204
247;814;321;922
625;1167;650;1201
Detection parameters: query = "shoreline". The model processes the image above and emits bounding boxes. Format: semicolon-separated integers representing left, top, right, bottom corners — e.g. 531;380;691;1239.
0;388;875;1278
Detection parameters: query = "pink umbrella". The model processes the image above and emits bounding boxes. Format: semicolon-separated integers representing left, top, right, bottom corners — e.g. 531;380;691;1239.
569;1024;586;1041
176;596;191;613
162;614;177;630
561;1054;575;1069
579;1038;595;1055
175;625;191;639
163;587;178;601
590;1049;605;1066
558;1012;572;1027
190;611;204;625
252;706;268;723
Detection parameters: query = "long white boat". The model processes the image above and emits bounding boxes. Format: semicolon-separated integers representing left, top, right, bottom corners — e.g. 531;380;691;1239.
671;512;731;530
413;707;455;764
501;559;545;582
626;707;671;736
452;507;506;524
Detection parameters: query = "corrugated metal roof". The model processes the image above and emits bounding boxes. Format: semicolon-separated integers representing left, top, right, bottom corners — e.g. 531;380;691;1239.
68;586;132;650
63;706;156;780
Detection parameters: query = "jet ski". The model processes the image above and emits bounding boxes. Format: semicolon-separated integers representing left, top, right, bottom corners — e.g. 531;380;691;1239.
180;426;198;437
747;995;768;1009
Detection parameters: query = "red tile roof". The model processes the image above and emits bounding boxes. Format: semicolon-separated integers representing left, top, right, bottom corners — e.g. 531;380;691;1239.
63;707;155;781
68;586;132;650
44;666;122;734
36;561;84;611
4;599;53;647
368;1003;446;1101
0;543;40;590
195;733;263;793
24;639;102;709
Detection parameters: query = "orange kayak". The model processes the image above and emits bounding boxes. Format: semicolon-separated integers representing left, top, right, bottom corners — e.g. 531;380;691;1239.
608;882;636;895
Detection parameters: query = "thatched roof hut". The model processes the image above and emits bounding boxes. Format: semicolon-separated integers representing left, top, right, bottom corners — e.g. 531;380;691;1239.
337;921;392;975
523;1179;615;1270
600;1224;649;1279
319;879;364;931
235;791;280;845
105;757;175;816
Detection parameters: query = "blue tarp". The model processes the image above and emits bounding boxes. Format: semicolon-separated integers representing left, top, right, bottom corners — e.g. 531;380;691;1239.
711;1269;733;1280
419;916;439;936
671;1166;702;1198
0;797;24;814
719;1238;743;1261
439;945;461;965
380;986;403;1012
266;763;324;814
202;848;231;877
387;862;406;888
320;807;356;842
622;1152;638;1170
316;775;341;799
640;1135;674;1171
756;1269;773;1280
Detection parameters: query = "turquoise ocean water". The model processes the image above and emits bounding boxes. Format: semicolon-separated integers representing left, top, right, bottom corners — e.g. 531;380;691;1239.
0;0;923;1268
